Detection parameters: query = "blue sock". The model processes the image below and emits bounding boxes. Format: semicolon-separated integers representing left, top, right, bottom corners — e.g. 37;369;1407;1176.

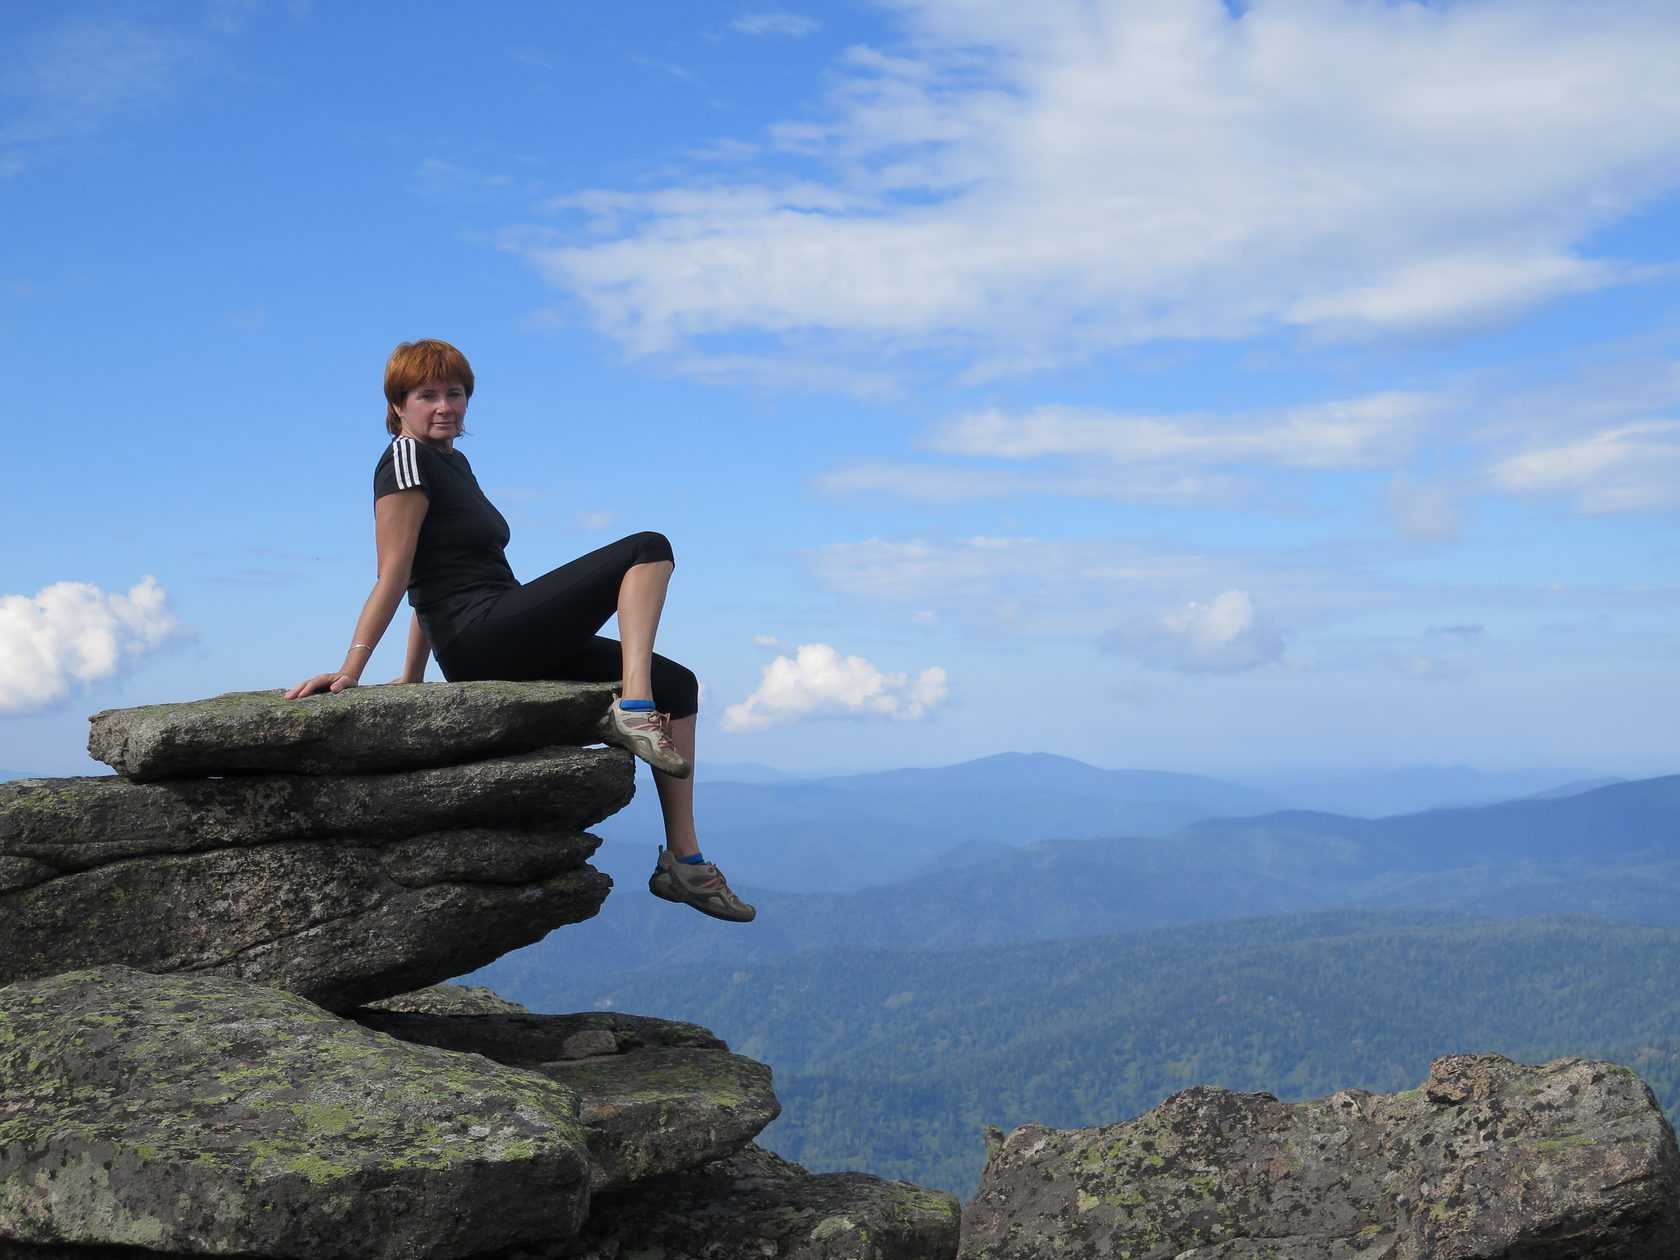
619;699;656;712
677;852;707;865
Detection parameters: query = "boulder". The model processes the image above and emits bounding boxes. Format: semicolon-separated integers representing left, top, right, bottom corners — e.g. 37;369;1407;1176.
0;968;592;1260
87;680;619;780
960;1052;1680;1260
498;1144;962;1260
352;1010;779;1192
0;745;632;870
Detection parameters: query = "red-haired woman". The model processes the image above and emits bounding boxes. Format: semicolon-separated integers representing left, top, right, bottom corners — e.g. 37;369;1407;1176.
286;339;753;922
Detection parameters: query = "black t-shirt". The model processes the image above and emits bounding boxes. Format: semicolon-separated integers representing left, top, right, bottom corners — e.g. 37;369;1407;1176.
373;436;516;650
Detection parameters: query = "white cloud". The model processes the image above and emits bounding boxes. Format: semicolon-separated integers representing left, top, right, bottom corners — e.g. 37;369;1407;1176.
0;577;193;716
1;19;203;169
722;642;948;731
734;12;819;38
1490;421;1680;514
1102;590;1287;674
575;509;622;532
510;0;1680;380
933;394;1436;470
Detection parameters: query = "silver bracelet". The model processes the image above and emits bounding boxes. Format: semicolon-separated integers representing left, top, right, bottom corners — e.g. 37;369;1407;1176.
350;643;375;652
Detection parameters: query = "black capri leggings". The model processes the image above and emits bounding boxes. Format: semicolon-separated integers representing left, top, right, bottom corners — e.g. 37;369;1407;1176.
434;531;700;719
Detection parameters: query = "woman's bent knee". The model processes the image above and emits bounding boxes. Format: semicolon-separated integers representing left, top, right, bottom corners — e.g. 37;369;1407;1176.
625;531;675;567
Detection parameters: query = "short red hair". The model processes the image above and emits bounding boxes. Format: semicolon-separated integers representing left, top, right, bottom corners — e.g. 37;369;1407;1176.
384;339;475;435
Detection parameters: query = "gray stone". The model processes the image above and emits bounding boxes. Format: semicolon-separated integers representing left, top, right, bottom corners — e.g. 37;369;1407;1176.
0;968;592;1260
0;745;632;871
540;1046;781;1191
558;1030;618;1060
88;680;620;780
0;828;612;1010
496;1144;962;1260
364;984;533;1017
351;1011;777;1192
960;1052;1680;1260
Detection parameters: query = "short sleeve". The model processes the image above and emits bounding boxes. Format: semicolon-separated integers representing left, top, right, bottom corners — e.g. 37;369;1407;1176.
374;436;430;500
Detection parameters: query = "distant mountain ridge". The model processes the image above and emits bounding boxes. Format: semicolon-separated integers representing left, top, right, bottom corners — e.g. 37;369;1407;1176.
599;751;1289;891
480;770;1680;993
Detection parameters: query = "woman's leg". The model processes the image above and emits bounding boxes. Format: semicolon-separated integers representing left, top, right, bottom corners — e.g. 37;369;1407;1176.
654;713;699;858
616;559;673;704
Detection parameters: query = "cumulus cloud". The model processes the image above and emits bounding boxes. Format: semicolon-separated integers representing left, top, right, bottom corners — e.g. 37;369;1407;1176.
722;642;948;731
0;577;192;716
510;0;1680;380
1102;590;1287;675
1490;421;1680;514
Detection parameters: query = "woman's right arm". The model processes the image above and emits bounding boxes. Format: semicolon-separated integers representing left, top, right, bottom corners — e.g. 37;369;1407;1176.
285;489;430;699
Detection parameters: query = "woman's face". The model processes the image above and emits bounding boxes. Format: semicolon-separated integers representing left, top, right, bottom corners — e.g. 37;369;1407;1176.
397;378;468;447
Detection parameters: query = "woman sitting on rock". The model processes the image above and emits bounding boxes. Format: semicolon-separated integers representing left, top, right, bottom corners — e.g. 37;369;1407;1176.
286;338;753;923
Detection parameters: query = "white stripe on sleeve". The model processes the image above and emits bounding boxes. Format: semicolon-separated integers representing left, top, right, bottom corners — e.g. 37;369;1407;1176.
394;437;420;490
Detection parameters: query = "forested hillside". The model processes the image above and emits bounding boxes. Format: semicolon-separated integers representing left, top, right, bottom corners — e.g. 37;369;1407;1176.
477;912;1680;1197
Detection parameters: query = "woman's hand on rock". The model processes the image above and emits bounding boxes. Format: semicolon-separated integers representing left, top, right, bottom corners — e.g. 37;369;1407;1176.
284;673;358;700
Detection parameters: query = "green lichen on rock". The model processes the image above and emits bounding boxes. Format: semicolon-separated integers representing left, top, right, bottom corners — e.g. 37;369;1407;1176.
962;1054;1680;1260
0;967;592;1260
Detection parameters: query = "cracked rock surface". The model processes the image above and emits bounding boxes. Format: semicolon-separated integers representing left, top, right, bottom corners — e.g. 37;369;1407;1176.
0;968;592;1260
960;1052;1680;1260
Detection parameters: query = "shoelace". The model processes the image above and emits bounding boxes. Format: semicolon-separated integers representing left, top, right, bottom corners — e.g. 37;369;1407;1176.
626;710;678;750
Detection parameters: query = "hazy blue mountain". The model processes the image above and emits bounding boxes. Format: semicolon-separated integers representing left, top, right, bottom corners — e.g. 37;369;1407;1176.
1238;764;1618;818
477;911;1680;1196
1527;776;1627;799
704;762;802;784
484;772;1680;991
0;769;37;782
1179;774;1680;866
598;752;1287;891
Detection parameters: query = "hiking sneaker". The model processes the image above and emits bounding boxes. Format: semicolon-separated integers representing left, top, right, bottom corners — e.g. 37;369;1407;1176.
599;701;692;778
649;847;756;923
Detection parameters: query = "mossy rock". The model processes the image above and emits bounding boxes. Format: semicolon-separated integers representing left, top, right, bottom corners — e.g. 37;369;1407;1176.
0;968;592;1260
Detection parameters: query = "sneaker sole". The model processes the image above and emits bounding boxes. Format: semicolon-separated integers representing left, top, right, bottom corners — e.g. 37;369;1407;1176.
648;871;756;923
598;715;692;778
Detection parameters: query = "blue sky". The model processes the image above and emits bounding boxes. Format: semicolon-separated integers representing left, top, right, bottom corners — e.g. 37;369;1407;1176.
3;0;1678;778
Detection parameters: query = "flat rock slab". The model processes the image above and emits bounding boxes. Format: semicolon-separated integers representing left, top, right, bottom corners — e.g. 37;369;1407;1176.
961;1053;1680;1260
354;1011;773;1191
89;680;620;780
0;968;592;1260
365;983;534;1016
540;1046;780;1191
0;745;633;870
0;830;611;1009
490;1144;961;1260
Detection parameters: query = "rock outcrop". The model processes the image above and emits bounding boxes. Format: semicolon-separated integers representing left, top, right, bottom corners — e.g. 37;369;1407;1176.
961;1052;1680;1260
0;683;963;1260
0;968;594;1260
0;685;632;1010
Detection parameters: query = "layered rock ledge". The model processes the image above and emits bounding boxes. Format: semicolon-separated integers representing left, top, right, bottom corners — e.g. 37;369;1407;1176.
1;687;634;1011
88;680;620;780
